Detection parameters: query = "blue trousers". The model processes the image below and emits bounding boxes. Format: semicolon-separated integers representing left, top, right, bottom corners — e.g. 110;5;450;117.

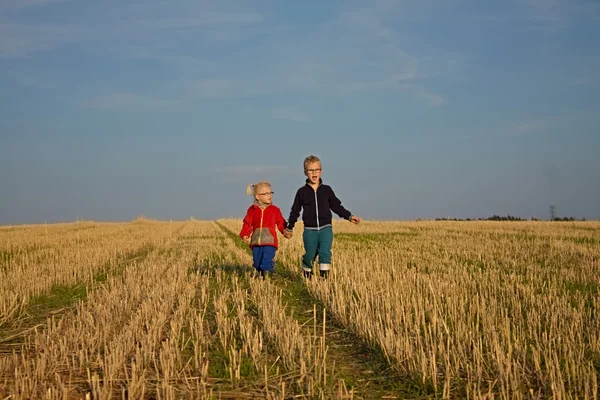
252;246;276;272
302;226;333;272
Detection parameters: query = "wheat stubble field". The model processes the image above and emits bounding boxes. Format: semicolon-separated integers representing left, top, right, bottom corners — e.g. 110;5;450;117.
0;219;598;399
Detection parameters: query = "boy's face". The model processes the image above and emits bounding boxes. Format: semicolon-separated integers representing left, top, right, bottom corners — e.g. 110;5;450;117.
304;161;322;185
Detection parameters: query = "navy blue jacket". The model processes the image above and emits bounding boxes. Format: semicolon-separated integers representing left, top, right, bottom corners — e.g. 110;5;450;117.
287;179;352;230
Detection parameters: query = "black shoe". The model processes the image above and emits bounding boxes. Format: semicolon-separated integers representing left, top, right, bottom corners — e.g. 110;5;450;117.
303;270;313;279
319;270;329;279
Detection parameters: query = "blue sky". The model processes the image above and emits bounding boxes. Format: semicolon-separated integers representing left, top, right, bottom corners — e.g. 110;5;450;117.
1;0;599;224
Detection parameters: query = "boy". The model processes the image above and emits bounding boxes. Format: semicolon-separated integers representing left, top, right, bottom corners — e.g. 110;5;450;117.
284;155;360;279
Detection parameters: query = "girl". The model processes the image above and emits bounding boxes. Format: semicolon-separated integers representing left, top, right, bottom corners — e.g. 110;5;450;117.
239;181;288;279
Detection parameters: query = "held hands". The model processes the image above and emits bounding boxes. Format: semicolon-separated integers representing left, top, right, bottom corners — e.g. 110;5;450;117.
283;230;293;239
350;215;361;225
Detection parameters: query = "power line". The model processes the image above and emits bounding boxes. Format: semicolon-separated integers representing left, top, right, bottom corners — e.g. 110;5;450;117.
549;205;556;221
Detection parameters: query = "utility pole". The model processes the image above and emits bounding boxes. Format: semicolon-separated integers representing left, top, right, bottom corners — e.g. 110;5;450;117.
549;205;556;221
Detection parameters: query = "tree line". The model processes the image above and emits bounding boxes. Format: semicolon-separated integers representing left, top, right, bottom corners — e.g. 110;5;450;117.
432;215;586;222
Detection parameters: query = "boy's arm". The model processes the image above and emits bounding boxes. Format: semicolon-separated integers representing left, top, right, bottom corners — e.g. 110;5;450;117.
240;209;253;238
328;187;353;220
286;189;302;231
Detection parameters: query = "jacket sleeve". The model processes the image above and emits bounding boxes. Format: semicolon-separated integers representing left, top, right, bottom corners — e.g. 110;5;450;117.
275;208;287;233
286;189;302;231
240;208;253;238
328;187;352;220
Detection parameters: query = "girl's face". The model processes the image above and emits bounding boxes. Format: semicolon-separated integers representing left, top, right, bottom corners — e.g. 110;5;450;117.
255;185;273;205
304;161;322;185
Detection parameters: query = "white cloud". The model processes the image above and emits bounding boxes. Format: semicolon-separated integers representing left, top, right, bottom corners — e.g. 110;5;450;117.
121;13;262;31
417;89;448;108
457;118;553;140
10;73;58;89
271;107;313;123
527;0;562;21
79;92;173;111
0;22;78;57
213;165;292;180
515;119;549;133
524;0;600;29
194;79;240;98
0;1;264;58
215;165;289;174
0;1;454;109
18;76;46;88
572;77;595;86
177;3;428;101
0;0;69;10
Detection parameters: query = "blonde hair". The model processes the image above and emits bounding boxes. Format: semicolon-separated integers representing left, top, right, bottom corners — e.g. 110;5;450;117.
246;181;271;198
303;155;321;170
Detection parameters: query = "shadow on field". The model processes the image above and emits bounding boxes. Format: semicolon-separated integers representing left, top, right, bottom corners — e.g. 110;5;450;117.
189;262;255;278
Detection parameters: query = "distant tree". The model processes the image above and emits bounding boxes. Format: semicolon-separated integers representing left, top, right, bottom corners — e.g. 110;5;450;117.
431;214;569;221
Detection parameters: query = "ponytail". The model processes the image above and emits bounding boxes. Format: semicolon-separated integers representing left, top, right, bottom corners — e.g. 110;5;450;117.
246;181;271;204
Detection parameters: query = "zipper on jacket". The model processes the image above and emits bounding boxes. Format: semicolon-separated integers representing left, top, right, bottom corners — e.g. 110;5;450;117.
314;187;320;230
258;207;265;245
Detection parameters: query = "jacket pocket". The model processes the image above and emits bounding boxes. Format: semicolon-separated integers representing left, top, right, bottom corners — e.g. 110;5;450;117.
250;228;275;246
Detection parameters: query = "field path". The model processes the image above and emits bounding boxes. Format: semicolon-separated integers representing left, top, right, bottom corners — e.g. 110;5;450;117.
215;221;417;399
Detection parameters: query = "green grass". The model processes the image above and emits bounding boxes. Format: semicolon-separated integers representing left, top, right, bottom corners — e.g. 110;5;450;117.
564;236;599;246
488;232;539;243
178;234;221;246
0;243;155;342
206;348;258;381
70;225;99;233
27;283;87;319
0;249;12;262
336;231;419;244
0;245;52;268
191;250;251;278
0;250;13;272
564;280;599;296
0;281;89;343
573;226;599;232
206;348;231;379
0;227;28;233
488;232;600;247
195;253;268;386
592;352;600;376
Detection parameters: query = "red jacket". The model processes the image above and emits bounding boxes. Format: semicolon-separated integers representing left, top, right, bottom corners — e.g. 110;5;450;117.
240;204;287;249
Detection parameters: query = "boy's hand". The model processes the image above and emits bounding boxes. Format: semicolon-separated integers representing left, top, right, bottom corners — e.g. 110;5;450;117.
350;216;361;225
283;231;293;239
241;236;250;243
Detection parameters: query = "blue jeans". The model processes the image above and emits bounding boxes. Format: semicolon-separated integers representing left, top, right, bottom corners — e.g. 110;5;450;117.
252;246;276;272
302;226;333;272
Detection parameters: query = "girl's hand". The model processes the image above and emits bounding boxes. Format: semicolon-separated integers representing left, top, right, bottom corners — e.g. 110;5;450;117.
350;216;361;225
242;236;250;243
283;231;293;239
